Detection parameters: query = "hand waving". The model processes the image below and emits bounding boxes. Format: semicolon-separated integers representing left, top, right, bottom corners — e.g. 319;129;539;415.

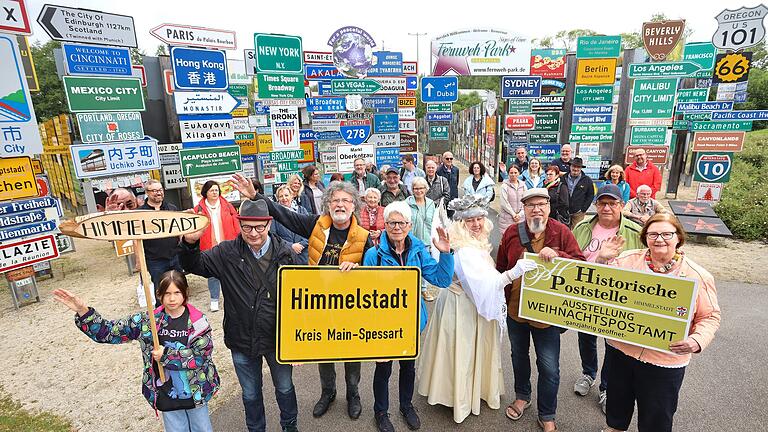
597;235;625;264
432;226;451;253
52;289;89;316
231;173;257;200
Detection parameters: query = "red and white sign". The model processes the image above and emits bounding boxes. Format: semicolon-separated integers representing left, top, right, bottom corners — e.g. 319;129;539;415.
35;176;49;197
0;0;32;35
270;106;300;150
304;51;333;64
505;115;535;131
403;61;417;75
132;65;147;87
163;69;174;95
697;182;723;203
399;119;416;132
0;234;59;273
150;23;237;50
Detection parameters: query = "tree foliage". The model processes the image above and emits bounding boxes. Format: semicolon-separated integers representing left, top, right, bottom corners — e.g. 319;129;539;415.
30;40;67;121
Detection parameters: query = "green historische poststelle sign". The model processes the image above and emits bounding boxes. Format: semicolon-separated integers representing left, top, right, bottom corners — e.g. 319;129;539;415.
254;33;303;73
630;78;678;119
574;85;613;105
179;145;242;177
63;76;145;112
519;254;698;353
630;126;668;145
576;36;622;58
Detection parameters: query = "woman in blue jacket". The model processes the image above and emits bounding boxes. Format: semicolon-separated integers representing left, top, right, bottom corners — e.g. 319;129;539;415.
363;200;454;432
462;161;495;201
602;164;631;202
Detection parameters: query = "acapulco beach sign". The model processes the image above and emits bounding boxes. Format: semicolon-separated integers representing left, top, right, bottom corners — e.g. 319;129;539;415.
431;29;532;76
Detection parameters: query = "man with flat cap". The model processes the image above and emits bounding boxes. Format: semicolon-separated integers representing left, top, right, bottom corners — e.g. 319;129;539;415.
180;199;300;432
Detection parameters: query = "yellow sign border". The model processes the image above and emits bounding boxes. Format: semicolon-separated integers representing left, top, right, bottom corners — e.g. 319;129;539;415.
0;156;37;200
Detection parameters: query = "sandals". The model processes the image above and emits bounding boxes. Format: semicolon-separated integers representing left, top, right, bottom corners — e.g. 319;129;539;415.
537;417;558;432
505;400;531;420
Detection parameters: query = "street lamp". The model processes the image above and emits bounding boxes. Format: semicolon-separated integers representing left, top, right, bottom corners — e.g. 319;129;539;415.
408;32;427;74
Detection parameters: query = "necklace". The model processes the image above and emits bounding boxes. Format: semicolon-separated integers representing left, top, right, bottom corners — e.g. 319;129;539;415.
645;250;683;273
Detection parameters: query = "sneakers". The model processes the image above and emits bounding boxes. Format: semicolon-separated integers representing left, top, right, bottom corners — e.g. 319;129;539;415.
574;374;595;396
599;390;607;415
210;300;219;312
282;425;299;432
400;406;420;430
375;411;395;432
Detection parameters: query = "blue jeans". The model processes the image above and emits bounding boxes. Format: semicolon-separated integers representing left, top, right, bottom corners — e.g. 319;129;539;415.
577;333;611;392
231;351;298;432
507;317;561;421
372;360;415;414
207;277;221;301
161;403;212;432
146;256;182;306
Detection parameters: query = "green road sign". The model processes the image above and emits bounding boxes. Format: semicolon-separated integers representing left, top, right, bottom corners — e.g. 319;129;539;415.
179;145;242;177
63;76;145;112
533;112;560;132
254;33;303;73
276;161;299;172
76;112;144;143
630;78;678;120
630;126;667;145
427;103;452;112
683;112;712;121
576;36;622;58
569;132;614;142
269;149;305;162
507;99;533;114
228;84;249;98
677;88;709;103
429;125;449;140
571;123;612;133
684;42;716;78
691;121;753;131
672;120;690;130
527;132;559;143
331;79;382;95
277;171;300;183
574;85;613;105
256;73;304;98
627;62;701;78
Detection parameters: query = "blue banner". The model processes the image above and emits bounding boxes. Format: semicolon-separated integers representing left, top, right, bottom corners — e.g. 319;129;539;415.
362;96;397;110
373;114;399;133
426;112;453;122
316;131;342;141
63;43;132;76
0;209;48;229
572;113;613;124
527;144;561;162
305;64;345;80
0;220;58;243
368;51;403;76
376;147;401;167
676;101;734;112
171;46;228;91
300;129;318;141
0;197;62;218
306;97;346;112
501;76;542;99
317;80;333;96
573;105;613;115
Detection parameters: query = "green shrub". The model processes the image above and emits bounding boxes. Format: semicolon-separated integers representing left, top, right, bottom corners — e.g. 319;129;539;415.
715;130;768;241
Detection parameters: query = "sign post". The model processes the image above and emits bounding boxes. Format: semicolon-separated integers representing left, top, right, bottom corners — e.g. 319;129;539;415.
59;210;210;381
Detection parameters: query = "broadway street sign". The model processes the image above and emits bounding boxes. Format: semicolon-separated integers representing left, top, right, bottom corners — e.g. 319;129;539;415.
37;4;137;47
63;76;145;112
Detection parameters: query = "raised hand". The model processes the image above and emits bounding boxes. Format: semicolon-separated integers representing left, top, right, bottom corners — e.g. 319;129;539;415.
52;289;89;316
183;228;206;244
432;226;451;253
597;235;626;264
231;173;257;199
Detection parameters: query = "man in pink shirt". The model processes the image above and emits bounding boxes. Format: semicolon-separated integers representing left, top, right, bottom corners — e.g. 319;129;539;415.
624;149;662;199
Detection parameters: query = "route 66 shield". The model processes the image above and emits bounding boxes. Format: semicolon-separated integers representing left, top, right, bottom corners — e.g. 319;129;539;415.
713;5;768;51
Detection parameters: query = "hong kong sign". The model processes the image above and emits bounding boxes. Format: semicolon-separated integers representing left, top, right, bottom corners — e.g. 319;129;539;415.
171;46;228;91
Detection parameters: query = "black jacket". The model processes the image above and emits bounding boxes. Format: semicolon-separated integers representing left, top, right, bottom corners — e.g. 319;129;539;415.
565;174;595;214
180;233;296;356
436;164;460;201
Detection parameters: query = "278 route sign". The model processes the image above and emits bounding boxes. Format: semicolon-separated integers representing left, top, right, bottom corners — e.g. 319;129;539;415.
0;0;32;35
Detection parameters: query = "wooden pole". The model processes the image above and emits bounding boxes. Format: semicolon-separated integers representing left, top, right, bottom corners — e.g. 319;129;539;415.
134;239;165;382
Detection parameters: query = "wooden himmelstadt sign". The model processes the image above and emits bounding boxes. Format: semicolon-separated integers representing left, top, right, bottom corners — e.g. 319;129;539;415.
643;20;686;61
59;210;209;380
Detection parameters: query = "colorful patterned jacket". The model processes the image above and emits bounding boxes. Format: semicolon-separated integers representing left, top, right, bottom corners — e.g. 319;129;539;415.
74;303;219;409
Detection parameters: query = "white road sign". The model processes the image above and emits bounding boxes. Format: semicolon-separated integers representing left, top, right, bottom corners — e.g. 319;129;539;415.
37;4;137;47
713;5;768;51
174;91;239;115
150;23;236;50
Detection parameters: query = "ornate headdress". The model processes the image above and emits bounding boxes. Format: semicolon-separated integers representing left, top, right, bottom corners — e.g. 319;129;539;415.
448;194;489;221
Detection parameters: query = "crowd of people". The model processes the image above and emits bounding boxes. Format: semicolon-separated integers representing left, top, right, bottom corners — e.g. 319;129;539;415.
54;147;720;432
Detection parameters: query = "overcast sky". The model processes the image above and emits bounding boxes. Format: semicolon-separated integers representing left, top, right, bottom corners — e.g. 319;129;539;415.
26;0;753;71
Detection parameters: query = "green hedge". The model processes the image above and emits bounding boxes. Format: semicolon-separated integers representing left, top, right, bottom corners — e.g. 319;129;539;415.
715;130;768;241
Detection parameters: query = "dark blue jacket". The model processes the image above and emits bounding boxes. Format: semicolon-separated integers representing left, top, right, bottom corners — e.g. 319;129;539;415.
270;205;309;264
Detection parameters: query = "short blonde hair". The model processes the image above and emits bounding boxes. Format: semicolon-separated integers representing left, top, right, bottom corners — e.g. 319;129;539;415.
411;177;428;190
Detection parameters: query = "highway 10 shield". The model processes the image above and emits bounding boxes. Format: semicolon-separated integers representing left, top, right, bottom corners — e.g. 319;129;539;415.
340;119;372;145
694;153;732;183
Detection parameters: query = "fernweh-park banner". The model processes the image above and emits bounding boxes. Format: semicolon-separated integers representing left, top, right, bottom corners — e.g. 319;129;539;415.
519;254;698;353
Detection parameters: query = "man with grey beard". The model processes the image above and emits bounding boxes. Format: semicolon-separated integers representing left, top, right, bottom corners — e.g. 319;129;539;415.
496;188;585;432
232;174;373;421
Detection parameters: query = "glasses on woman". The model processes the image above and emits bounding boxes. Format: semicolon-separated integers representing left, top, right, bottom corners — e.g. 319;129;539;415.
241;224;269;233
646;232;676;240
386;221;409;229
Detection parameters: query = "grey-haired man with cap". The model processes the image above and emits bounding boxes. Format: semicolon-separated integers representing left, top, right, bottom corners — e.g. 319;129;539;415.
180;199;300;432
379;166;411;206
571;184;643;414
565;157;594;229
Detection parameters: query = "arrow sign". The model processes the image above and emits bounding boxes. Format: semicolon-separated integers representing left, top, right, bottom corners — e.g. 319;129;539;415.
420;76;459;103
174;91;239;115
331;79;382;95
627;61;702;78
150;23;237;50
37;4;137;47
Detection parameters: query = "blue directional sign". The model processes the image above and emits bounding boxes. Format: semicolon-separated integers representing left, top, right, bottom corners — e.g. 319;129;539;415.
676;101;734;112
305;64;345;80
306;97;346;112
572;113;613;124
712;110;768;120
426;112;453;122
406;76;418;90
316;131;342;141
0;196;62;218
501;76;542;99
171;46;228;91
0;209;48;229
62;43;133;76
374;114;399;133
0;220;58;243
299;129;318;141
368;51;403;76
252;101;269;115
340;121;372;145
421;76;459;103
317;80;333;96
573;105;613;115
362;96;397;110
376;147;401;167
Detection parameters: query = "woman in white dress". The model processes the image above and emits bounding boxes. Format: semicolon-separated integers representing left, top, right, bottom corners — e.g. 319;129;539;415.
417;195;536;423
